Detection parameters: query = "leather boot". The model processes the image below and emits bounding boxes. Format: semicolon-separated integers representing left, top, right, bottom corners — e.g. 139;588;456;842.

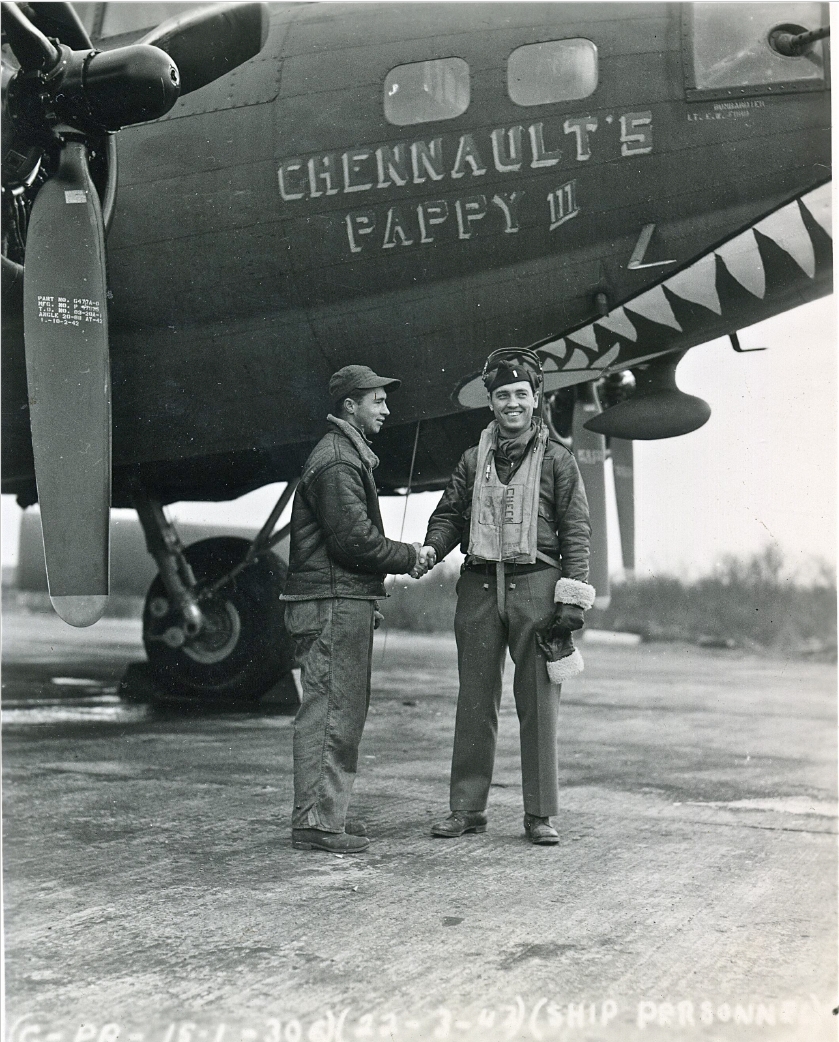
431;810;488;838
523;814;559;845
292;828;370;852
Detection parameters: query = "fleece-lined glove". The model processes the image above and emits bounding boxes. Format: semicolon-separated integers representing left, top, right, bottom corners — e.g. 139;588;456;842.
536;578;596;684
554;602;586;632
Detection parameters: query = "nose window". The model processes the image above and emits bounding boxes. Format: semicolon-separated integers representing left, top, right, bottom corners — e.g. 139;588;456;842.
507;40;598;106
686;2;827;98
384;58;470;126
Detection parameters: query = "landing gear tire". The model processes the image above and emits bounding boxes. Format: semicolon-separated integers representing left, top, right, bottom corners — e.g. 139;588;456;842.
142;537;297;709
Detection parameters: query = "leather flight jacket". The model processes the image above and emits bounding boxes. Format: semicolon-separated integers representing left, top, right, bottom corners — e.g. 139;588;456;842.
423;437;591;585
282;425;417;600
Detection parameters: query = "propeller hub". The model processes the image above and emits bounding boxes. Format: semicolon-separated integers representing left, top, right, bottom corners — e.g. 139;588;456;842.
8;43;181;134
584;355;712;440
584;390;712;440
72;45;181;131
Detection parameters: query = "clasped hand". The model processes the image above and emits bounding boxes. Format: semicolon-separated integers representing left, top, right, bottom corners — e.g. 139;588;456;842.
410;543;437;579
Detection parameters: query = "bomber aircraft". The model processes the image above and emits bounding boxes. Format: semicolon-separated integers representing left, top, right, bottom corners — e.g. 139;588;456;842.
1;1;832;705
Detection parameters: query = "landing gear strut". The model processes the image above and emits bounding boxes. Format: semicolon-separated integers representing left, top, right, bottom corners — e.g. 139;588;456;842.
131;481;298;707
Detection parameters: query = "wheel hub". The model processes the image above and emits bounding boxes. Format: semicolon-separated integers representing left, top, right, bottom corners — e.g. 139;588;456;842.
183;598;242;664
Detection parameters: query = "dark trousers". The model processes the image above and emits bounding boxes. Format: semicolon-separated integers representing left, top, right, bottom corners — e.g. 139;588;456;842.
450;568;561;817
285;598;375;832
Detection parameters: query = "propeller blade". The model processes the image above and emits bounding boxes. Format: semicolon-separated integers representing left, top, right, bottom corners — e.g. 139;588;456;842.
1;0;61;71
23;140;110;626
610;437;635;577
140;2;268;97
572;383;610;610
19;1;92;50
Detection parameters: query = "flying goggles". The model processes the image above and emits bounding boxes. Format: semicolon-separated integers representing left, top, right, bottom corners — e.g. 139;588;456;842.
481;347;544;393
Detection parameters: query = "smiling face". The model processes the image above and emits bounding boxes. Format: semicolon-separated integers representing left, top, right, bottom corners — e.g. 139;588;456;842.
344;387;390;438
489;379;538;437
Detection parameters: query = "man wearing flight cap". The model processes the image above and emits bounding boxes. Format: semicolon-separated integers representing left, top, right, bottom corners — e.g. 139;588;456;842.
419;349;594;844
281;364;427;853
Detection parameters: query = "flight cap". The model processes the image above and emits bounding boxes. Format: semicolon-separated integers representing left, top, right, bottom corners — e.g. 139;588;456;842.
329;364;401;404
482;348;542;393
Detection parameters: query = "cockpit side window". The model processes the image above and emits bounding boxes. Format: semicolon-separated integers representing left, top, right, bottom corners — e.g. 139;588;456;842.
507;40;598;107
384;58;470;127
685;2;827;99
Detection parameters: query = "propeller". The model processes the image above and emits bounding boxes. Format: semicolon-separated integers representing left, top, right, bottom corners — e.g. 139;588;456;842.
609;437;635;577
571;383;610;610
16;1;92;51
597;372;635;578
583;351;711;440
141;3;269;96
22;137;111;625
2;1;268;625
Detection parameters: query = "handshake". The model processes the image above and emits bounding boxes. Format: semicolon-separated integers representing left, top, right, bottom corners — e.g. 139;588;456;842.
410;543;438;579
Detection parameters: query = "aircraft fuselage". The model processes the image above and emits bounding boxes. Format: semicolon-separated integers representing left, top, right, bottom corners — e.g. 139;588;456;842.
2;1;831;504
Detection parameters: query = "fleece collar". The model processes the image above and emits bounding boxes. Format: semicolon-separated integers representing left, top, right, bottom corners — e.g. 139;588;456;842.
327;414;380;471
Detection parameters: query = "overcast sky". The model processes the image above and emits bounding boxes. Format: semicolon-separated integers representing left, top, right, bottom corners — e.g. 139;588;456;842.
2;294;835;582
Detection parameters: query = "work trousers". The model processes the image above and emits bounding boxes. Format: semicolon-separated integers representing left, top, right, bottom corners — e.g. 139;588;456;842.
284;597;375;832
450;567;561;817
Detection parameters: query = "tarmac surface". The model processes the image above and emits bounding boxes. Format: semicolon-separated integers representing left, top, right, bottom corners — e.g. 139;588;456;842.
2;609;837;1042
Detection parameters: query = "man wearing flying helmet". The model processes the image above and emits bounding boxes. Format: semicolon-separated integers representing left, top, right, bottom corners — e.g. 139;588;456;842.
419;348;594;845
